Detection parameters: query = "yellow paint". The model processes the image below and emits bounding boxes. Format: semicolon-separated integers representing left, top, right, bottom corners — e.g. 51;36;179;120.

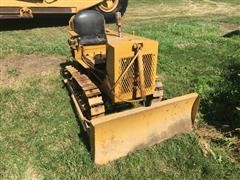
90;93;200;164
106;34;158;103
70;18;159;103
67;17;200;165
1;0;104;14
98;0;119;13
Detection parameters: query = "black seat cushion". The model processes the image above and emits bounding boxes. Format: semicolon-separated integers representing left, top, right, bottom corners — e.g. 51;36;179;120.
73;10;107;45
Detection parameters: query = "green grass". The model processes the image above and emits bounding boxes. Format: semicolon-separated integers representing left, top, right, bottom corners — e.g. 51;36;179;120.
0;0;240;179
1;79;239;179
0;27;69;59
126;18;240;97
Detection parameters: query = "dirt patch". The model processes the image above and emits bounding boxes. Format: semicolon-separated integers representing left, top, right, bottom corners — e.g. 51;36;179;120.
197;125;240;160
0;55;66;88
126;1;240;22
197;125;223;158
25;166;41;180
197;125;224;143
219;24;240;32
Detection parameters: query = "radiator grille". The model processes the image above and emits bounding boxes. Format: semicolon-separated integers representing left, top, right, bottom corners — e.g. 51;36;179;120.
119;54;155;98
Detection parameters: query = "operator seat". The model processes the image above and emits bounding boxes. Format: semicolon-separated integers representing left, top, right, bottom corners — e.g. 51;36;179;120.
73;10;107;45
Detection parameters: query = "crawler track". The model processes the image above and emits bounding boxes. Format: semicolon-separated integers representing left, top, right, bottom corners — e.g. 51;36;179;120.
63;65;105;120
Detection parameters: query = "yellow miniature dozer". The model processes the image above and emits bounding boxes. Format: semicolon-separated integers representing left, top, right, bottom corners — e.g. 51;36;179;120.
61;10;200;164
0;0;128;23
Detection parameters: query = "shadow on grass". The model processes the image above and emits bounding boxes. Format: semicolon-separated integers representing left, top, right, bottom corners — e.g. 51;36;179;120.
0;15;71;31
201;59;240;137
223;29;240;38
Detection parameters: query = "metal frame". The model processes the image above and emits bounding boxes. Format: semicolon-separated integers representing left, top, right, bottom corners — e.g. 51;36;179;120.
0;0;103;19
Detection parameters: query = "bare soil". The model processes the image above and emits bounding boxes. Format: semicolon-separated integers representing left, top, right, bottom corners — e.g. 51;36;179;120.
0;55;65;88
197;125;240;160
126;1;240;22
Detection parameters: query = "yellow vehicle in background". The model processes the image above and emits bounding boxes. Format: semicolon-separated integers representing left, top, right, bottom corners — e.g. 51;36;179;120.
0;0;128;23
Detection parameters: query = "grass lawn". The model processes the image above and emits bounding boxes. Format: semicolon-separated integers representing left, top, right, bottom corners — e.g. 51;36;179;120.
0;0;240;179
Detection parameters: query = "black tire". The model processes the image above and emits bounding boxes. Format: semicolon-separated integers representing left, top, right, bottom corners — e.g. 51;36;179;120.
95;0;128;23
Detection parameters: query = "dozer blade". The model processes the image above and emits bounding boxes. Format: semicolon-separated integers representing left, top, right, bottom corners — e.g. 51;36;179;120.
90;93;200;165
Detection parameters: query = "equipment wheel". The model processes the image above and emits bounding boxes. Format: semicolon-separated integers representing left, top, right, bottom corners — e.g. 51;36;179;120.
95;0;128;23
